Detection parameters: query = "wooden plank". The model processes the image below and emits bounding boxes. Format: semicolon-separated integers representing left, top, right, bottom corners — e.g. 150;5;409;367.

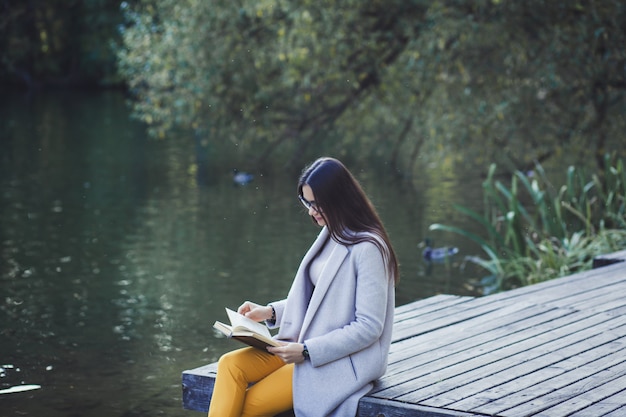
374;306;578;398
565;289;626;314
593;249;626;268
392;299;476;336
381;305;582;380
454;336;626;415
541;278;626;311
384;303;556;372
383;308;565;381
512;277;626;311
386;312;626;404
567;388;626;417
386;300;554;360
357;397;477;417
502;361;626;416
602;405;626;417
392;298;487;342
392;294;547;343
448;323;626;414
384;302;568;371
182;363;217;412
393;294;472;316
486;262;626;306
530;373;626;417
402;315;626;408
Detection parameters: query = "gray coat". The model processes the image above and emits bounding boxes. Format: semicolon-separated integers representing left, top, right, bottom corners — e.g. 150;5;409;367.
269;227;395;417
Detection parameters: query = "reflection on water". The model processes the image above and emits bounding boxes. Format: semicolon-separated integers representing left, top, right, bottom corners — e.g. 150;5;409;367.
0;91;483;416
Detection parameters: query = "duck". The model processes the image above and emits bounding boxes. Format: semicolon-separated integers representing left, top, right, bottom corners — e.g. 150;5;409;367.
233;169;254;186
421;238;459;262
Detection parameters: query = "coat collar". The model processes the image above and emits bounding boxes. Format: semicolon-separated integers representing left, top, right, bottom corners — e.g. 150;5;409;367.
298;226;331;270
299;227;349;338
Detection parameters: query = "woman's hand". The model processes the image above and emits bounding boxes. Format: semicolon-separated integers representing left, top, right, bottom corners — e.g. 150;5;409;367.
237;301;273;322
267;343;306;364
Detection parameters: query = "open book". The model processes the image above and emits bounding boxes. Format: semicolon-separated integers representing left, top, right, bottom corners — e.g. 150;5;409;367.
213;308;282;350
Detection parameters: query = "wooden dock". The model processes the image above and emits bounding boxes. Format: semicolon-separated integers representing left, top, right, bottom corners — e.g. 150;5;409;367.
182;250;626;416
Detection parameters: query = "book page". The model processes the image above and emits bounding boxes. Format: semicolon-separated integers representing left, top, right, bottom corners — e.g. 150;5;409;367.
225;308;272;339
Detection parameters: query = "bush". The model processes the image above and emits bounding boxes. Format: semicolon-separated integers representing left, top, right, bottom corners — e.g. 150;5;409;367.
430;153;626;292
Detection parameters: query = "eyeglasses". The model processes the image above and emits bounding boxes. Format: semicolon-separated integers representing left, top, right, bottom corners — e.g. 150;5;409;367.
298;195;322;212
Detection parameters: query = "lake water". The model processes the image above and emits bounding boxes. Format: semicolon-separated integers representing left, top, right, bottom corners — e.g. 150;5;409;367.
1;91;487;416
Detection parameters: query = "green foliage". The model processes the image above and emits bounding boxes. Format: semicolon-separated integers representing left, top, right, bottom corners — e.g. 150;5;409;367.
117;0;429;165
0;0;130;87
116;0;626;171
430;154;626;291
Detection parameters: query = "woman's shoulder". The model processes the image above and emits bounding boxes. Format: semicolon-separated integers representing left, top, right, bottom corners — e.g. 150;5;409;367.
347;231;386;253
353;229;385;245
331;229;386;254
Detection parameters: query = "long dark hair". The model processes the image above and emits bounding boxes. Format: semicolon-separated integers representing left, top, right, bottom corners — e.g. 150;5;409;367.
298;157;399;283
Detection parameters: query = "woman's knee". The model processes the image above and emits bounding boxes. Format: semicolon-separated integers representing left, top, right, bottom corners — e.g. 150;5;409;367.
216;349;245;375
216;347;266;378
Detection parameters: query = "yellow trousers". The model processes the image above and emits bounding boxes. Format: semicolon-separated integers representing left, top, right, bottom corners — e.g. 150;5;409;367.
207;347;294;417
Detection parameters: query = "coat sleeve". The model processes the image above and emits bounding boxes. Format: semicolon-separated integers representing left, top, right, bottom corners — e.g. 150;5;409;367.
305;241;391;367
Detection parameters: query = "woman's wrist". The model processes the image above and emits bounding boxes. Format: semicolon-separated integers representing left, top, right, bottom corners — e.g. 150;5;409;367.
302;343;310;360
267;304;276;322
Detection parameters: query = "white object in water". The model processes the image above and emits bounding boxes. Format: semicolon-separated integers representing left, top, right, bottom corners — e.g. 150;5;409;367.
0;384;42;394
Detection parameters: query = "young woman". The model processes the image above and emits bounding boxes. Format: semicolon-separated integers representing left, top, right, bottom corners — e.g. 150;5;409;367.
208;157;399;417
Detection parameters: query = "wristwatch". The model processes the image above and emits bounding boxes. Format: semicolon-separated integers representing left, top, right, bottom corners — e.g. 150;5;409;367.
302;344;310;360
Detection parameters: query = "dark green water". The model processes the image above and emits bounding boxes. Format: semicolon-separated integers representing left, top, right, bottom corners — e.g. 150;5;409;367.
1;91;484;416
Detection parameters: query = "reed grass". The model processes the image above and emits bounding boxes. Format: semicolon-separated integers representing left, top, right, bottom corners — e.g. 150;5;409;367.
431;153;626;292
